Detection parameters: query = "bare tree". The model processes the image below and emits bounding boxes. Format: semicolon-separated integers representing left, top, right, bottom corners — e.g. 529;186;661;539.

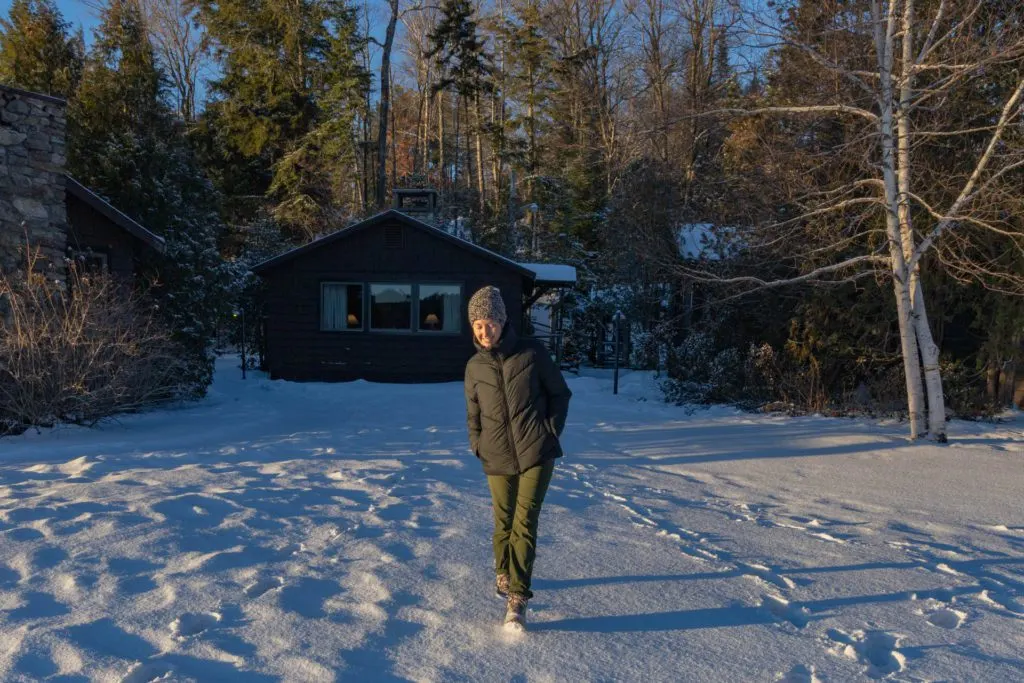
679;0;1024;440
375;0;401;208
401;5;440;176
141;0;210;122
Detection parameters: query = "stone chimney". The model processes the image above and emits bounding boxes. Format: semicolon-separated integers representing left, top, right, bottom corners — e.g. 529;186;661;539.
0;84;68;285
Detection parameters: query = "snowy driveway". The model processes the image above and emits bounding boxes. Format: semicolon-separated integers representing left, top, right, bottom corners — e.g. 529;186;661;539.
1;359;1022;681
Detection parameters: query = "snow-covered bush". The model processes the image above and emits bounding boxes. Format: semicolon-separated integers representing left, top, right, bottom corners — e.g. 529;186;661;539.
661;330;746;404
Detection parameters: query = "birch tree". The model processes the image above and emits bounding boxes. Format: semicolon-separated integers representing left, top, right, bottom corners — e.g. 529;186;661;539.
692;0;1024;440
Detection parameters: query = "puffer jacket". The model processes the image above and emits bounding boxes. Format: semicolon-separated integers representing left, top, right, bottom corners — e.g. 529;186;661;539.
464;326;572;476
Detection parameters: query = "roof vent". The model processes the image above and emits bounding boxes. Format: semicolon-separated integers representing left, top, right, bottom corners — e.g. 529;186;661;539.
384;224;404;249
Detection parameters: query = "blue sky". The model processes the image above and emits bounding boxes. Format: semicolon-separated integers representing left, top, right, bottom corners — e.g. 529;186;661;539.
0;1;101;41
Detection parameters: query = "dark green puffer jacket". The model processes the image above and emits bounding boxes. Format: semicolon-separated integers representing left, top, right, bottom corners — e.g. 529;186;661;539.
464;326;572;476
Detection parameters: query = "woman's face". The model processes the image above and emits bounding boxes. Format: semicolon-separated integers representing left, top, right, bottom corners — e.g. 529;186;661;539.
472;319;503;349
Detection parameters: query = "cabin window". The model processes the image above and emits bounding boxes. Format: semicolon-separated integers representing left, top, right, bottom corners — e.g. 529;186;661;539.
321;283;364;331
370;283;413;331
418;284;462;333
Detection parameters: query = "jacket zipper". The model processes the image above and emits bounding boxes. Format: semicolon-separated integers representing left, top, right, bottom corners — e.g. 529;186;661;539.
495;355;521;475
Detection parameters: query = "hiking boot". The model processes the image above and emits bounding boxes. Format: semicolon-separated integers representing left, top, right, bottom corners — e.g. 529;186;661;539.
495;573;510;599
504;593;528;631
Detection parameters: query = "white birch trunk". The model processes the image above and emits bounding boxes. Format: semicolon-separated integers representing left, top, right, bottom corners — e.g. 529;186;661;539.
913;288;947;439
876;0;926;438
897;0;947;440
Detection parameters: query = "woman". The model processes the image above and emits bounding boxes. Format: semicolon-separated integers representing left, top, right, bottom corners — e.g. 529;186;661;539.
464;285;572;631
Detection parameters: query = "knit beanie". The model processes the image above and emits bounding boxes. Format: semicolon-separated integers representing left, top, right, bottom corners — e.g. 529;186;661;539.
468;286;507;325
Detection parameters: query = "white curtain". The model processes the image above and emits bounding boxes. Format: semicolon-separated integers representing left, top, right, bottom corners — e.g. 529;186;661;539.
443;291;460;332
321;284;348;330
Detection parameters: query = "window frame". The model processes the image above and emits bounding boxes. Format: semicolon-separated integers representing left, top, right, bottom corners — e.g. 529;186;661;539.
319;281;366;333
415;282;464;335
318;281;467;335
368;282;415;333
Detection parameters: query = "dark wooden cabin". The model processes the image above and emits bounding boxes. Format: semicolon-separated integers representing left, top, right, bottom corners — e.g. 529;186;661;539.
253;210;552;383
64;175;166;275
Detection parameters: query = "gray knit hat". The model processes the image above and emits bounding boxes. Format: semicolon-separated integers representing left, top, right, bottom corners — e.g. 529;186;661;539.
468;286;507;325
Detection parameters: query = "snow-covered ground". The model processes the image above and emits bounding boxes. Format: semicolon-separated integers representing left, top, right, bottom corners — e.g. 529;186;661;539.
1;358;1022;682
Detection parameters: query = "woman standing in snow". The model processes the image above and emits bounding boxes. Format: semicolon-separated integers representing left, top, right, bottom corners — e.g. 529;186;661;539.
464;285;572;631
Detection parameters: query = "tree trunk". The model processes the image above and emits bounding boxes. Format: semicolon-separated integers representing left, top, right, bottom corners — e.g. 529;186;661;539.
474;93;485;213
876;0;926;438
375;0;399;208
454;93;461;186
437;90;445;185
986;361;1000;403
414;87;425;173
391;65;398;191
913;286;947;440
490;95;501;213
897;0;946;440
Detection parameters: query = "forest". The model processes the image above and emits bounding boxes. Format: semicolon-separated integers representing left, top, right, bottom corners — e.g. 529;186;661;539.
1;0;1022;438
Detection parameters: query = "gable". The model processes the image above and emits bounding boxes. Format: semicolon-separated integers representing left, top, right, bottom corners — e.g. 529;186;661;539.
253;210;534;280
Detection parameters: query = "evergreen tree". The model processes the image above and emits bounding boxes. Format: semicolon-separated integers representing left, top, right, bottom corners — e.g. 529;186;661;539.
428;0;492;203
429;0;491;101
501;0;551;191
68;0;232;397
0;0;84;97
192;0;367;239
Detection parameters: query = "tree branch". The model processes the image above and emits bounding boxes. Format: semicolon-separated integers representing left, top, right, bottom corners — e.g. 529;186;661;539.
703;105;879;122
908;77;1024;271
674;254;890;290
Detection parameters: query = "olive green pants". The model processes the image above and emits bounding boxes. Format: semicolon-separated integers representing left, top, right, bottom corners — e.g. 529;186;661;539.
487;459;555;600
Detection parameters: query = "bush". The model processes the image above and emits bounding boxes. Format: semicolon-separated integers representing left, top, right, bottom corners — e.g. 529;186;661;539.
661;330;746;404
0;249;192;435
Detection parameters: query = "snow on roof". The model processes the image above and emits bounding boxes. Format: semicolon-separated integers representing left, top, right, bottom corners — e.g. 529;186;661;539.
519;262;577;284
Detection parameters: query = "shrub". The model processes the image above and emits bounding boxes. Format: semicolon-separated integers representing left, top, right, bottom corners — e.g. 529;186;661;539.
0;249;191;435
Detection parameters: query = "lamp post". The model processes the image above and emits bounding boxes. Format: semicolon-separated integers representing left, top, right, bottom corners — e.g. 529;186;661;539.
613;310;624;395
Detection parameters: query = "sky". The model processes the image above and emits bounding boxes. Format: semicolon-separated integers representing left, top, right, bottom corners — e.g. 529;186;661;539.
0;0;394;109
0;0;101;41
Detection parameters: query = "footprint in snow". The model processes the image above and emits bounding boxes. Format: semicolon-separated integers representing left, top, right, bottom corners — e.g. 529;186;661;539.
170;611;221;638
244;576;284;599
827;628;905;680
761;594;810;629
925;607;967;629
977;579;1024;615
121;662;173;683
775;664;821;683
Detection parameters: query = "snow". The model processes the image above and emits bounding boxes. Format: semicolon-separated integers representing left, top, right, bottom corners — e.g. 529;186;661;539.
1;359;1022;682
678;223;743;260
519;262;578;284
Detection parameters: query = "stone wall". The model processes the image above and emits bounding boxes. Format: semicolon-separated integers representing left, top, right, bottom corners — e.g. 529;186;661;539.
0;84;68;285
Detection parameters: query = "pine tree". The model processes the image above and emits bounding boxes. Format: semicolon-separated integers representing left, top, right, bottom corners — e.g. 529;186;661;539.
428;0;492;207
192;0;368;238
68;0;232;397
0;0;84;97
